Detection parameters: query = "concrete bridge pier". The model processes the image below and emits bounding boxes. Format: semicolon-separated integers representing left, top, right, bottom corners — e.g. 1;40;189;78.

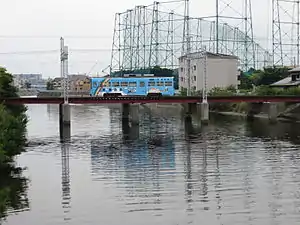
268;102;278;123
200;102;209;124
182;103;193;121
129;104;140;125
122;103;139;125
122;103;130;120
247;102;263;121
59;103;71;140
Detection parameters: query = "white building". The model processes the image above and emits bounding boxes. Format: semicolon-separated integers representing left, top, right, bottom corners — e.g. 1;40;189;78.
178;52;240;93
13;73;43;88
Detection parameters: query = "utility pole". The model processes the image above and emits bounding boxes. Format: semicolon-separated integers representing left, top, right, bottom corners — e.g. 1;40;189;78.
59;37;71;140
183;0;191;96
202;50;208;104
60;37;69;104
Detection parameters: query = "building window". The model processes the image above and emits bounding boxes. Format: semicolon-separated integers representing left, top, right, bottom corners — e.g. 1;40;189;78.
193;76;196;81
193;65;196;71
180;68;184;72
180;77;184;82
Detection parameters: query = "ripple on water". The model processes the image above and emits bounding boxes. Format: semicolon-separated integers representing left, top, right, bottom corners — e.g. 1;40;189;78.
3;105;300;225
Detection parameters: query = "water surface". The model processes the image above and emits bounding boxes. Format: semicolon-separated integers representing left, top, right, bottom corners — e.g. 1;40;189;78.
2;104;300;225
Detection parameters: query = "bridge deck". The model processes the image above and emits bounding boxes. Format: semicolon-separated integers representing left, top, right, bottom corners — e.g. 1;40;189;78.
1;95;300;104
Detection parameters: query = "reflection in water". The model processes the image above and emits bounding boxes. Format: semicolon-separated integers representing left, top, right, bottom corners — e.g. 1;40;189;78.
5;105;300;224
245;118;300;144
61;141;71;222
90;109;177;215
0;165;29;223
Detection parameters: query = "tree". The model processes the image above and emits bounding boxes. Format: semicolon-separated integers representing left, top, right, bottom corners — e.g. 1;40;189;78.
0;67;27;164
0;67;27;118
46;78;54;90
253;66;290;86
0;105;27;163
23;81;31;89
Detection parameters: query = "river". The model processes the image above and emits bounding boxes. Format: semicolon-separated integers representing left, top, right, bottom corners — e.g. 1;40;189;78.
2;104;300;225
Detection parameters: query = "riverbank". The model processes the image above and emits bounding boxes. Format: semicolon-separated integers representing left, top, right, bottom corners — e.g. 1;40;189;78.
212;111;300;123
146;102;300;123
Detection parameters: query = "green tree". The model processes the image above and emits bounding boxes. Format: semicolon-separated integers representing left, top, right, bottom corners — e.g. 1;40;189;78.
251;66;290;86
46;78;54;90
0;67;27;118
0;67;27;164
0;67;29;221
23;81;31;89
0;105;27;164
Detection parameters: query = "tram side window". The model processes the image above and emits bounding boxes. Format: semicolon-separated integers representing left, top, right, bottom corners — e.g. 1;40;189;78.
112;81;119;87
157;81;164;86
129;82;137;87
140;81;145;87
103;82;110;87
148;81;155;86
93;81;97;87
121;82;128;87
165;81;173;86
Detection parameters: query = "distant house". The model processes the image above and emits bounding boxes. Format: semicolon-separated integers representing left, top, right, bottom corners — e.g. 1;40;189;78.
52;77;64;90
270;67;300;88
52;75;91;91
13;73;44;89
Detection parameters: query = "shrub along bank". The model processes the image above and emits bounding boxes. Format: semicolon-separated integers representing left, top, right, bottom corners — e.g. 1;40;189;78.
0;67;28;166
208;85;300;113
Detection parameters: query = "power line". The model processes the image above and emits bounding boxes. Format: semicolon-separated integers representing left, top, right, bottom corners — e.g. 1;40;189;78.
0;35;112;39
0;49;112;55
0;50;59;55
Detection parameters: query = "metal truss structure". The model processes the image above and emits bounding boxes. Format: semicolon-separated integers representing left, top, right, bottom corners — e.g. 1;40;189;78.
110;0;272;73
272;0;300;67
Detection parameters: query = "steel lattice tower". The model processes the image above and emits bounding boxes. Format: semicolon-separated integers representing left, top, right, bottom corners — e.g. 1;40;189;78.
215;0;256;70
110;0;272;73
272;0;300;67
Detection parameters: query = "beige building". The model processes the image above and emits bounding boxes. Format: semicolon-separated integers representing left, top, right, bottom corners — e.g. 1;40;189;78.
178;52;240;93
52;75;91;91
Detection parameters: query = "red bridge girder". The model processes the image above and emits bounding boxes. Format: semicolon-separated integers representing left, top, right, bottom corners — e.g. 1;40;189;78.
0;96;300;104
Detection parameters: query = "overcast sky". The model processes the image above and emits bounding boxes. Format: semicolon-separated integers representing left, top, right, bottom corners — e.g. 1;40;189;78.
0;0;291;78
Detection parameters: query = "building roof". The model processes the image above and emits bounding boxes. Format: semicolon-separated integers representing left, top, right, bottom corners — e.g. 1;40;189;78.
179;51;239;60
52;77;63;82
289;67;300;73
270;76;300;87
68;74;89;81
52;75;89;83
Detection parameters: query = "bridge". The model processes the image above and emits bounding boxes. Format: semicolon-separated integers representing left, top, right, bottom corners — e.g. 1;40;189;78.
3;95;300;104
2;95;298;140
